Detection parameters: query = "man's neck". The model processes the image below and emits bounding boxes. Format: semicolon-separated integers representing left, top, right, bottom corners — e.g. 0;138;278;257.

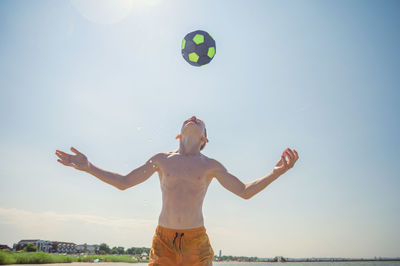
178;137;201;156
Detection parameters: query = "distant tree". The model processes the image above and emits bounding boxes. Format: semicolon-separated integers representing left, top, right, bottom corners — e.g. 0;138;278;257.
110;247;119;255
126;247;136;255
132;248;141;255
23;243;37;252
116;246;125;254
124;247;150;255
99;243;110;254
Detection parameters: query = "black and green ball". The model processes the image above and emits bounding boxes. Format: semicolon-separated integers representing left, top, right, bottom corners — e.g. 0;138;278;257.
181;30;216;67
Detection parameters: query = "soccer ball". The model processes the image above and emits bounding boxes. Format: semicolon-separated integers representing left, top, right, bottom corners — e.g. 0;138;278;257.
181;30;216;67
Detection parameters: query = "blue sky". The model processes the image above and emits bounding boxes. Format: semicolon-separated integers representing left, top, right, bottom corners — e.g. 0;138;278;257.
0;0;399;258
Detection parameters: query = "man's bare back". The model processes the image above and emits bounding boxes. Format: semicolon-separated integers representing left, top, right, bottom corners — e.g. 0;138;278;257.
55;115;299;230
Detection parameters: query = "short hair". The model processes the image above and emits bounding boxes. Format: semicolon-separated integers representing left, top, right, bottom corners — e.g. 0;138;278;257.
200;127;207;151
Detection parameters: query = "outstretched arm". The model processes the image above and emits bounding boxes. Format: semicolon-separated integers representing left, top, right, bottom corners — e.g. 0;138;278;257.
212;148;299;199
56;147;163;191
87;161;127;190
121;152;163;190
56;147;126;190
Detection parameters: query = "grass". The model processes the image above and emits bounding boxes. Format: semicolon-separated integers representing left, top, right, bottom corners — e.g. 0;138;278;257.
0;250;147;265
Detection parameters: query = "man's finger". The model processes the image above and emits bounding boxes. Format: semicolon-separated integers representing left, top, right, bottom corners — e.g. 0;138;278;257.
282;155;288;168
283;148;288;156
56;150;70;157
56;151;69;159
55;152;68;161
57;159;66;165
57;159;74;167
286;154;293;168
285;151;293;161
293;149;299;161
71;147;81;155
289;149;298;167
288;149;296;164
287;149;295;160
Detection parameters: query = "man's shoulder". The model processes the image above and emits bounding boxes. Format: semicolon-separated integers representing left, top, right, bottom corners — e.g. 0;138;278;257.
199;155;225;171
201;154;216;163
150;151;179;161
204;157;227;173
150;152;169;160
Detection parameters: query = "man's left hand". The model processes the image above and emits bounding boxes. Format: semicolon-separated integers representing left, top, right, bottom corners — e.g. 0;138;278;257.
273;148;299;177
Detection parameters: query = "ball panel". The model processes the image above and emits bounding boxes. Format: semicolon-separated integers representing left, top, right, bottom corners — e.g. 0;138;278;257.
181;39;186;50
207;47;215;58
189;52;199;62
193;34;204;45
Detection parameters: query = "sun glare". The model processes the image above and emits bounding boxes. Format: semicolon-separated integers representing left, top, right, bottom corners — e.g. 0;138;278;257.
71;0;135;24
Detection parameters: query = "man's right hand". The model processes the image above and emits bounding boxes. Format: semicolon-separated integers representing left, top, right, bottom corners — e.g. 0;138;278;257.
55;147;90;172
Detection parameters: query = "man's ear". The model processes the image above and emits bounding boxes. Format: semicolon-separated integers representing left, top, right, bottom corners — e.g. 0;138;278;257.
201;136;209;143
176;134;182;139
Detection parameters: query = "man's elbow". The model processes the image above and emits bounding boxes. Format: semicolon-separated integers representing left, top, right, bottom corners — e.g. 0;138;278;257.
242;194;252;200
118;175;130;190
117;182;127;191
241;190;252;200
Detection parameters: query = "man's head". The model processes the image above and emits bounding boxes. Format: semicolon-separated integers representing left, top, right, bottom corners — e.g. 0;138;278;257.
176;116;208;151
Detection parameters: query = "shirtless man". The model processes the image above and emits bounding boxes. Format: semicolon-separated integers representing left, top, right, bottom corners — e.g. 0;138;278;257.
55;115;299;266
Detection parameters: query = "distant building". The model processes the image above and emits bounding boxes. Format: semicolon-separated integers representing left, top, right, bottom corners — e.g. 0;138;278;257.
75;243;99;254
219;250;221;257
13;239;61;253
52;241;77;254
274;256;286;262
0;244;12;251
12;239;100;254
39;240;53;253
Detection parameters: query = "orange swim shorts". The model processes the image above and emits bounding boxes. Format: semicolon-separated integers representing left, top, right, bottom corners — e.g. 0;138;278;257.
149;225;214;266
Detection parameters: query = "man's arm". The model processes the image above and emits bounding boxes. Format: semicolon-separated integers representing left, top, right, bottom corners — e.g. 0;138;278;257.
86;153;163;190
212;159;280;200
56;147;162;191
120;152;163;190
56;147;127;190
242;171;280;199
86;162;127;190
212;148;299;199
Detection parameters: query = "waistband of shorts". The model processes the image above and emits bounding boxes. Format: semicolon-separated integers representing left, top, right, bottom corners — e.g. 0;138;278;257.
156;225;206;238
